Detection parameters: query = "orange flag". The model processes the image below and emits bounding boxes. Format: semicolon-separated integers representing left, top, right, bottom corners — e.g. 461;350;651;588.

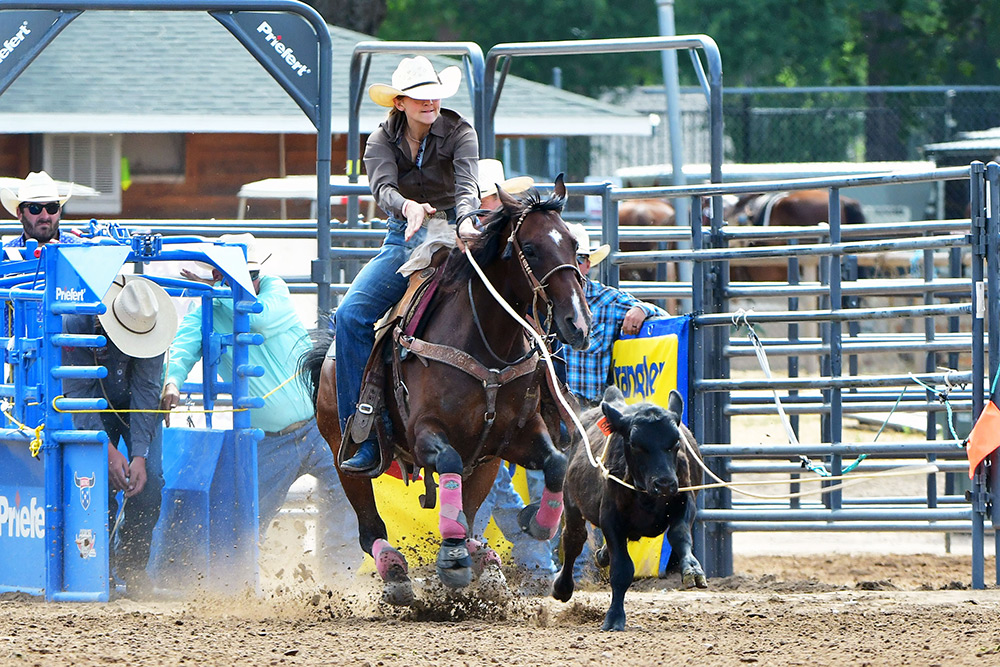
967;400;1000;479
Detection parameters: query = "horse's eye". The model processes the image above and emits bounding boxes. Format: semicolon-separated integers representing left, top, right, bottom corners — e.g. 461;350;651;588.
522;243;538;259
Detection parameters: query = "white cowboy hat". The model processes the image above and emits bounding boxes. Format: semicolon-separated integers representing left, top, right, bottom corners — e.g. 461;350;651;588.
569;223;611;268
99;275;178;359
0;171;72;218
219;232;271;270
477;159;535;199
368;55;462;108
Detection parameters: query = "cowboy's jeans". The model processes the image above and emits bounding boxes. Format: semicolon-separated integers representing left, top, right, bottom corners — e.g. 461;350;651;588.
335;218;427;434
257;418;361;578
105;417;163;583
473;465;556;576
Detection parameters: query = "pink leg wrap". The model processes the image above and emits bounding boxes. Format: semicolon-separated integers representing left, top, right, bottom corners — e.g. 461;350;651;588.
438;473;467;540
535;488;564;535
373;538;407;580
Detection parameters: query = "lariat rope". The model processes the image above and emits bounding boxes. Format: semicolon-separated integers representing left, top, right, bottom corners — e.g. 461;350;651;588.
459;236;598;477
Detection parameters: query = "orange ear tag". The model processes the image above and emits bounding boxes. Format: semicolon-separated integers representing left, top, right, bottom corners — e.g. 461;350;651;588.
597;415;612;436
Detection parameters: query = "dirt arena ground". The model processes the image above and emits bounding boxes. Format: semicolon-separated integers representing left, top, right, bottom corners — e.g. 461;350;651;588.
4;416;998;666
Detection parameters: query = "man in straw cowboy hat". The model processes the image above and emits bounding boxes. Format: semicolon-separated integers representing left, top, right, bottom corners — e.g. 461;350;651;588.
161;233;361;581
564;223;667;407
0;170;79;249
61;275;178;599
337;54;480;474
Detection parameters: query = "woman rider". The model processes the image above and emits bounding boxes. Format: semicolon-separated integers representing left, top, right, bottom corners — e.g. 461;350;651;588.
336;55;480;473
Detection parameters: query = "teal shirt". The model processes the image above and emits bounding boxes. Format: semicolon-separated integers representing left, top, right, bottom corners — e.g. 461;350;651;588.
165;274;314;431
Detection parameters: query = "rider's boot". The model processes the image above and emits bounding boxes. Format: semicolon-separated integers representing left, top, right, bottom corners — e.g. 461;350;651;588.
341;439;379;473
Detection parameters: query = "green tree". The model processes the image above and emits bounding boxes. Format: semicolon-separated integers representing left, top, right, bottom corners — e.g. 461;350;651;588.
378;0;1000;95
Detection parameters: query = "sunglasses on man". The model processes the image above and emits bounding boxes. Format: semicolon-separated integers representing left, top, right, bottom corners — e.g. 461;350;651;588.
577;254;590;264
20;202;61;215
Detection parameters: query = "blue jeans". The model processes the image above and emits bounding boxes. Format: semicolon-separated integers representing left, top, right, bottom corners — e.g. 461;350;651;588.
473;465;556;575
257;418;362;578
335;218;429;433
525;467;599;579
106;419;163;581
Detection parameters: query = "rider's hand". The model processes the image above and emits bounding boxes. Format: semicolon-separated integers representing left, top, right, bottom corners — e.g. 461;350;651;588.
108;447;130;492
125;457;147;498
402;200;436;241
160;382;180;427
456;216;481;252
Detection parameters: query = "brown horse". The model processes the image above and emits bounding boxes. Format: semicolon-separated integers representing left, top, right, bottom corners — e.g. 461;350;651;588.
726;189;866;282
617;199;676;283
301;177;591;604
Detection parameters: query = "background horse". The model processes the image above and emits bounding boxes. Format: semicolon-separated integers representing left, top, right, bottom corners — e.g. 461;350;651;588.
726;189;866;282
617;198;676;283
301;177;591;604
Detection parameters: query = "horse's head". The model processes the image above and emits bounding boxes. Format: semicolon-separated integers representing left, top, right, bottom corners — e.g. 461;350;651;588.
451;174;590;350
496;174;591;350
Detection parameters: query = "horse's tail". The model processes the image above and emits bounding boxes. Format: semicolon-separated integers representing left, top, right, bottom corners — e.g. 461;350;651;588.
298;311;335;408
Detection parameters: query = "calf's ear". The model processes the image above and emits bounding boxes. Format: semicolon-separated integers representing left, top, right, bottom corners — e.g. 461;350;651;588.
601;398;628;434
603;385;626;405
668;390;684;418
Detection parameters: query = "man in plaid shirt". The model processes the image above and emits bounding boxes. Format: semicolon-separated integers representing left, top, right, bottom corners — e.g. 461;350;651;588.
563;224;667;406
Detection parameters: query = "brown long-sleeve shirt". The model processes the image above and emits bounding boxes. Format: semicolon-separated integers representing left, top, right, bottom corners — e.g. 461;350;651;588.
364;108;480;221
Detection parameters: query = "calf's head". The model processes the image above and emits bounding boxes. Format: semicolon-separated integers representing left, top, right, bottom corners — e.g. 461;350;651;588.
600;386;686;497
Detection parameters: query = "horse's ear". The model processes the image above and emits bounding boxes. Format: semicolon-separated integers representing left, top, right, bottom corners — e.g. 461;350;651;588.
497;184;520;211
553;173;566;200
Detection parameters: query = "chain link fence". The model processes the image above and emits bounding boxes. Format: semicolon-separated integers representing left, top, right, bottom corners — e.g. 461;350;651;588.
589;85;1000;178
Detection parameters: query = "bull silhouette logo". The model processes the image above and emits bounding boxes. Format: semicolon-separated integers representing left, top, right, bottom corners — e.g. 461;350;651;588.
74;472;96;510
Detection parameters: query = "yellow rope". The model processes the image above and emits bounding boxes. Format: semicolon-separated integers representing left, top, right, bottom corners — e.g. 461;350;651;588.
29;424;43;458
49;369;302;415
1;401;44;457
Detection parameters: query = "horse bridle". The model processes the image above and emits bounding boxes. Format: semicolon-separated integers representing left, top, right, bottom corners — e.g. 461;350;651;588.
501;206;584;336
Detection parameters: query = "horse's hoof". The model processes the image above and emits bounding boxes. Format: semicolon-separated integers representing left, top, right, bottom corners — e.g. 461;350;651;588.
475;564;511;604
601;614;626;632
467;540;502;576
517;504;556;541
436;537;473;589
595;544;610;568
381;578;415;606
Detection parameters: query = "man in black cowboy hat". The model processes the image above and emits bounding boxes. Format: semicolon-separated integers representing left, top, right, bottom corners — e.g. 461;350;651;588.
61;275;178;600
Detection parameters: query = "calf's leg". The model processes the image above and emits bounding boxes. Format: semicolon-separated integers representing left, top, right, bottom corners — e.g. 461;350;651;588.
666;493;707;589
552;500;586;602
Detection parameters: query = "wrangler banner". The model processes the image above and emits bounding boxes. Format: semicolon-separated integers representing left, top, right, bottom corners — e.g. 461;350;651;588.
610;315;691;577
366;315;691;578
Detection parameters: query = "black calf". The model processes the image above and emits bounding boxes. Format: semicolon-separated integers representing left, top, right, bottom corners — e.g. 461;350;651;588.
553;385;707;631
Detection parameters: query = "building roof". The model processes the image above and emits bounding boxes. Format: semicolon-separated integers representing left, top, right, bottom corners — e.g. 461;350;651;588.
923;127;1000;161
0;10;649;137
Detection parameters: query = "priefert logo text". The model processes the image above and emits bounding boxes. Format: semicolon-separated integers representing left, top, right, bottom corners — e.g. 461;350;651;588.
0;22;31;64
256;21;312;77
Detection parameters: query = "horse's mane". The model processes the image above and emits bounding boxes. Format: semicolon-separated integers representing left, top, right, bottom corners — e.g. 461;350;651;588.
440;188;565;287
